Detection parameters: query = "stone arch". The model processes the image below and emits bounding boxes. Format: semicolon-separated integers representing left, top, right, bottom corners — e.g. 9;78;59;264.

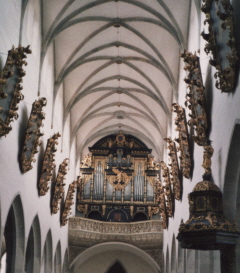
223;122;240;270
165;246;169;273
132;212;149;221
25;215;41;273
106;261;127;273
54;241;62;273
4;194;25;273
41;230;53;273
70;242;160;273
171;234;176;273
62;249;69;273
107;209;128;222
87;211;103;221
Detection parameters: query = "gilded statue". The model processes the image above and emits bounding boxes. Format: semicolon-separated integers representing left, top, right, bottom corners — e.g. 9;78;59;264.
81;153;92;168
202;142;214;176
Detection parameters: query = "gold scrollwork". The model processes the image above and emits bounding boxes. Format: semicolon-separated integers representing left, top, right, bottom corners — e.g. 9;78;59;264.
82;174;92;186
161;161;174;218
202;143;214;176
20;97;47;173
172;103;191;179
61;181;77;226
155;178;168;229
201;0;238;92
38;133;61;196
80;153;92;168
181;51;208;146
107;168;131;190
0;45;32;136
52;158;69;214
147;176;156;188
164;137;181;200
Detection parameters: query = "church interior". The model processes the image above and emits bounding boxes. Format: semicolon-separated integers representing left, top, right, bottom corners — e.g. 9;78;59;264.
1;0;240;272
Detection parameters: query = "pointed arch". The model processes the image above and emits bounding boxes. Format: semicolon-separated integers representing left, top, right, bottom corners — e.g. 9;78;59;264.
25;215;41;273
54;241;62;273
107;261;127;273
171;234;176;273
4;194;25;273
41;230;53;273
62;249;69;273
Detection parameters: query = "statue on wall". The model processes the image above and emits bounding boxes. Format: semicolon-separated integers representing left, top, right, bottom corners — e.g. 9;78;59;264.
202;141;214;176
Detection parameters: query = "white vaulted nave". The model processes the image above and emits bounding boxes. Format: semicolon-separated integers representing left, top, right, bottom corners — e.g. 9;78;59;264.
1;0;240;272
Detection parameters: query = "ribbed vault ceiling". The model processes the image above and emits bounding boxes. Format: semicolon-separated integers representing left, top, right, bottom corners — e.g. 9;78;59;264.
41;0;191;162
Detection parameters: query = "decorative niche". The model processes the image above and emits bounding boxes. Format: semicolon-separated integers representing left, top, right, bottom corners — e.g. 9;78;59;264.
181;51;208;146
164;137;182;200
38;133;61;196
172;103;191;179
52;158;69;214
61;181;77;226
0;45;31;136
20;97;47;173
201;0;238;92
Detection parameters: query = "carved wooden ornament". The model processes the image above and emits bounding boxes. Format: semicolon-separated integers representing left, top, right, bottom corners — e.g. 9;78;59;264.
164;137;182;201
172;103;191;179
38;133;61;196
155;177;168;229
181;51;208;146
107;168;131;190
0;45;31;136
160;161;174;218
52;158;69;214
62;181;77;226
201;0;238;92
20;97;47;173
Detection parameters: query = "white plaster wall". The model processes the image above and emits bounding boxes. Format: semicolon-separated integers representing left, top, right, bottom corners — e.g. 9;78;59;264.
0;0;77;270
163;0;240;271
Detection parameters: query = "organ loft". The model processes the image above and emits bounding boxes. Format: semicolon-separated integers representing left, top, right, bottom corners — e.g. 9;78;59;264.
77;132;160;222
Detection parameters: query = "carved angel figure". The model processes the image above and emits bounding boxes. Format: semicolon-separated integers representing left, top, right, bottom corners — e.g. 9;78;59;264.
202;142;214;176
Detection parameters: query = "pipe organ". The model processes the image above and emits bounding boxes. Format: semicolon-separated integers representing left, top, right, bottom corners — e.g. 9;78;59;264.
77;132;160;222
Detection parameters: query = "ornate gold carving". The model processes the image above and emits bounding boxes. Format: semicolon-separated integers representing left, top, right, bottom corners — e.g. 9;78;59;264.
172;103;191;178
77;204;88;216
107;168;131;190
179;213;238;233
52;158;69;214
80;153;92;168
201;0;238;92
161;161;173;218
61;181;77;226
181;51;207;146
69;218;163;249
155;178;168;229
148;206;159;218
82;174;92;186
116;130;126;145
147;176;156;188
202;143;214;176
164;137;181;200
38;133;61;196
193;180;220;192
0;45;31;136
20;97;47;173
